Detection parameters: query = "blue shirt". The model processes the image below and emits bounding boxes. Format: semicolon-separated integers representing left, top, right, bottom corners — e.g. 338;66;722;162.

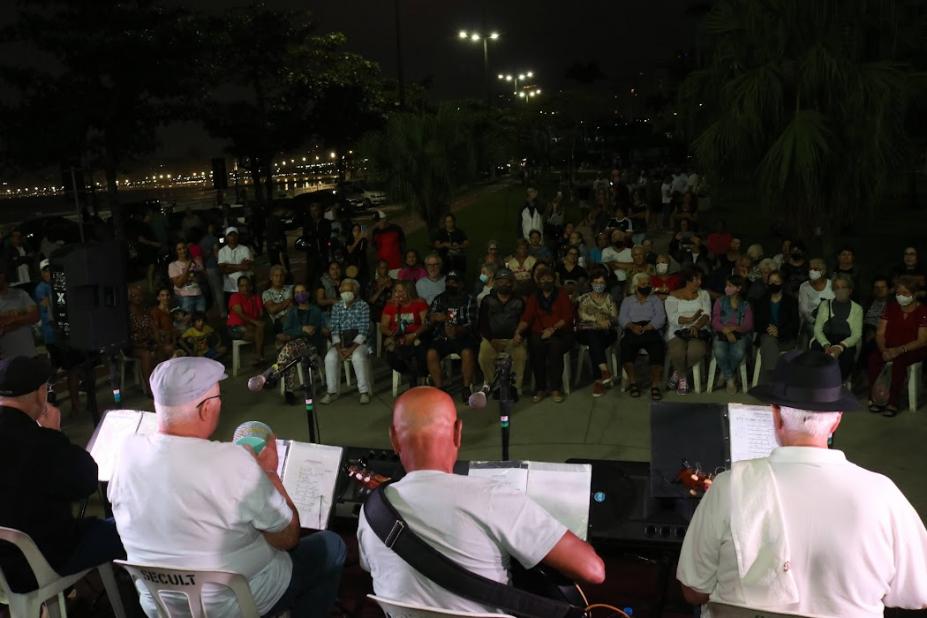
330;299;371;345
618;294;667;330
34;281;55;344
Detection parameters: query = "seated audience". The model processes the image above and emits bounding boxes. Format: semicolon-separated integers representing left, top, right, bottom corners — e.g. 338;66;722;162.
227;275;266;366
0;262;38;360
315;260;343;321
706;219;732;260
746;258;777;303
168;240;205;313
556;246;588;299
811;273;862;382
358;387;604;613
893;246;926;299
781;240;808;296
321;278;371;405
432;214;469;274
182;311;225;359
477;269;527;394
424;271;478;400
273;285;323;403
382;281;430;389
772;238;792;269
665;267;712;395
151;287;179;360
575;269;618;397
618;273;667;400
679;233;712;275
398;249;428;283
798;258;834;338
753;271;799;385
527;229;552;261
217;226;254;308
867;277;927;417
711;274;754;393
262;265;293;333
128;284;157;397
482;240;502;270
505;239;537;294
416;253;447;305
651;254;680;299
109;357;345;617
344;224;369;283
605;205;633;234
832;245;858;289
475;262;498;305
515;269;574;403
601;229;633;289
366;259;395;321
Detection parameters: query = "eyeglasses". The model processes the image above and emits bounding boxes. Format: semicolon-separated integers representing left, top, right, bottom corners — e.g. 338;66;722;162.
425;262;440;267
196;395;221;409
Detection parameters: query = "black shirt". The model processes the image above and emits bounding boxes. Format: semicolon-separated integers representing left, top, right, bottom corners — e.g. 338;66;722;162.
432;228;468;264
479;293;525;340
0;406;98;591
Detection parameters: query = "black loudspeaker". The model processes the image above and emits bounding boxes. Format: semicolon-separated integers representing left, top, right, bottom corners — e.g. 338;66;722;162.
211;157;228;190
49;242;129;351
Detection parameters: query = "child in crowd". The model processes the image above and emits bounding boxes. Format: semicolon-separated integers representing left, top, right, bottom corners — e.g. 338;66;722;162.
182;312;225;359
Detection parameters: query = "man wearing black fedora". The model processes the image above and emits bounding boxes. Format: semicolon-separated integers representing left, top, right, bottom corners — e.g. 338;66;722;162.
677;349;927;617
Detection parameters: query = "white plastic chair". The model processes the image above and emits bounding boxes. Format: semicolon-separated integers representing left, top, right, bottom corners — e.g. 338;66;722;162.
885;360;923;413
0;527;126;618
278;363;306;396
529;351;571;395
115;560;266;618
120;351;142;390
707;600;820;617
231;339;252;377
368;594;514;618
706;356;750;393
574;344;619;387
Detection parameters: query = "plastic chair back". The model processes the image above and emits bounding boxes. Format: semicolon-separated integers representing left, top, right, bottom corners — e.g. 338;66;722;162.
368;593;514;618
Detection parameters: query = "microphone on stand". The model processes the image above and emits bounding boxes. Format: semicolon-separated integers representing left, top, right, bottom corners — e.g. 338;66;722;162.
467;384;491;409
233;420;274;454
247;363;282;392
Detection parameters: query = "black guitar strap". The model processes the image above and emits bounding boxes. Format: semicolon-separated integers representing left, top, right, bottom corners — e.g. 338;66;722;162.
363;484;586;618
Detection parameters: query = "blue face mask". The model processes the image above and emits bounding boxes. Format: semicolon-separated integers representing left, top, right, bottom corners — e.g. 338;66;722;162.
592;283;606;294
479;273;489;284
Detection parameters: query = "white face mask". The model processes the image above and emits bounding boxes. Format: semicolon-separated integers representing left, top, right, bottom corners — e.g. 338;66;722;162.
808;269;822;281
656;262;669;275
340;291;355;303
896;294;914;307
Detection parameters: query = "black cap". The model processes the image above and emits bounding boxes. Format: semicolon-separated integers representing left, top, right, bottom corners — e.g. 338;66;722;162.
749;349;860;412
0;356;53;397
445;270;462;281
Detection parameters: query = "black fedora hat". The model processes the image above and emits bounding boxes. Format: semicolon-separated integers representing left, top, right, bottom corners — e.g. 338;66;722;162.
749;349;861;412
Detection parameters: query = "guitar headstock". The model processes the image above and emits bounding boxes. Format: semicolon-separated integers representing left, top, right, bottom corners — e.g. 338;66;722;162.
344;459;391;492
676;459;714;497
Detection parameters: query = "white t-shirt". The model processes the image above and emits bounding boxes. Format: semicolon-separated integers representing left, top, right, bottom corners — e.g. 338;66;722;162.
797;279;834;325
108;433;293;617
672;174;689;194
217;244;254;293
677;447;927;618
661;182;672;204
600;247;633;281
357;470;567;614
664;290;712;340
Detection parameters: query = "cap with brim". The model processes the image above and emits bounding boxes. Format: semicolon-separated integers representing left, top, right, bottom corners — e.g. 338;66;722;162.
0;357;53;397
225;226;239;236
749;350;860;412
445;270;462;281
40;259;50;270
150;357;228;407
494;268;515;281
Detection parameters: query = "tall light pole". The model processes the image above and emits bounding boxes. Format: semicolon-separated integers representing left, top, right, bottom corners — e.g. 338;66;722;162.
458;29;499;105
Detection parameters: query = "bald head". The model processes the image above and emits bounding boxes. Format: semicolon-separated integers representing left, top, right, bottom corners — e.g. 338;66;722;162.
390;387;462;473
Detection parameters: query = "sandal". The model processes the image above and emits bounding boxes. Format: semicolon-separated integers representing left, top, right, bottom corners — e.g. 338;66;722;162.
882;406;900;418
628;384;641;398
532;391;548;403
650;387;663;401
868;401;884;414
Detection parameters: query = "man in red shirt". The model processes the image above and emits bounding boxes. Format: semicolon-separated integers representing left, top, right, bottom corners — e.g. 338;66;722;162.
226;275;266;366
513;269;574;403
371;212;406;276
706;219;733;259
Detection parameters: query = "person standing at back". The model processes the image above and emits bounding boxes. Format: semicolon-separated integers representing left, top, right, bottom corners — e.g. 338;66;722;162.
518;188;544;241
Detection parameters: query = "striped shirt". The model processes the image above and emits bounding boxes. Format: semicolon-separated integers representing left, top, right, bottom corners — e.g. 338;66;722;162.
330;299;371;345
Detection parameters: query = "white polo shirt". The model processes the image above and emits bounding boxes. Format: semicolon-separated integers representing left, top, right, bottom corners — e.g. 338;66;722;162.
677;447;927;618
357;470;567;613
109;433;293;617
217;244;253;293
601;246;633;281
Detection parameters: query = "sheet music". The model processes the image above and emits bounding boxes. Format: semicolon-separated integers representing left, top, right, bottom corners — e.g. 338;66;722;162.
525;462;592;541
728;404;779;463
280;442;342;530
88;410;143;482
136;412;159;436
467;461;529;492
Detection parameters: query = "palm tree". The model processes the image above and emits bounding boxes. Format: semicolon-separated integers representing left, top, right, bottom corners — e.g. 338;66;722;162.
680;0;922;250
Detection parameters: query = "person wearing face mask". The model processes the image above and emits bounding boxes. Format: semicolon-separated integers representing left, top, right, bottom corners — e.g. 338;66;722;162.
320;279;372;405
382;281;431;391
576;269;619;397
475;263;497;305
556;247;589;300
746;258;778;304
753;271;799;385
477;269;527;394
513;270;575;403
811;274;862;383
618;273;667;400
711;275;754;394
781;241;808;296
601;229;634;289
797;258;834;342
423;271;479;402
892;246;926;300
867;277;927;416
651;255;680;299
274;284;324;404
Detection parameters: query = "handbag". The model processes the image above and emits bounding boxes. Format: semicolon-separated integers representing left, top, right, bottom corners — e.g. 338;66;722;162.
871;363;892;407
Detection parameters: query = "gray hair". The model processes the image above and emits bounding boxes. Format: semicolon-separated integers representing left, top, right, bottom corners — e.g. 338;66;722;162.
155;401;199;425
832;273;854;290
757;258;777;273
746;244;765;261
341;277;360;293
630;271;652;294
779;406;841;438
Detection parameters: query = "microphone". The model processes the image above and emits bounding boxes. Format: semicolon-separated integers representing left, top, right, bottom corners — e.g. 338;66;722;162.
233;420;273;454
247;363;282;392
467;384;491;409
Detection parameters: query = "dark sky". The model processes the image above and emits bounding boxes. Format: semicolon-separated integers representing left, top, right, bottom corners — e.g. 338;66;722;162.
1;0;700;165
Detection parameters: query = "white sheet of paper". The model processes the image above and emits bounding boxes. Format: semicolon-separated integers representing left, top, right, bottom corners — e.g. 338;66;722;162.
88;410;143;482
136;412;159;436
525;462;592;541
728;403;779;463
467;461;529;493
280;442;343;530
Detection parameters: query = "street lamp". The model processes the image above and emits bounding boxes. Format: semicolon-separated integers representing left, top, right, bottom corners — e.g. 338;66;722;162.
457;29;500;105
497;70;535;99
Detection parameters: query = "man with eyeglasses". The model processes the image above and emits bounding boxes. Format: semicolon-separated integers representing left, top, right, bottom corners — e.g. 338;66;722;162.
109;357;346;618
416;253;446;305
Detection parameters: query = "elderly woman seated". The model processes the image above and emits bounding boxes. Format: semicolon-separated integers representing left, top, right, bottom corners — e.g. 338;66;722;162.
273;283;324;404
576;268;619;397
618;272;667;400
810;273;862;383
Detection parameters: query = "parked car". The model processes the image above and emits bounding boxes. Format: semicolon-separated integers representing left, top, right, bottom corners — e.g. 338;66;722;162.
338;181;387;210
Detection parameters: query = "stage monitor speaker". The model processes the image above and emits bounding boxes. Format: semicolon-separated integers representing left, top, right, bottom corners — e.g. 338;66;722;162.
49;241;129;351
211;157;228;190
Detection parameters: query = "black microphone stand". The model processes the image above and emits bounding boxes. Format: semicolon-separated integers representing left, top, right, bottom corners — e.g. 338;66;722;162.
300;352;321;444
489;356;518;461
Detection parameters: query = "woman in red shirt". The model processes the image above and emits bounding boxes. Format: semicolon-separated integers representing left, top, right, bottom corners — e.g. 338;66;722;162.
514;268;575;403
868;277;927;416
381;281;430;388
651;254;681;299
227;275;266;366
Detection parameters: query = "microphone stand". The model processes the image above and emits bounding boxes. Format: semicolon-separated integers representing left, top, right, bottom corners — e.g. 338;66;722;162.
300;352;321;444
491;364;518;461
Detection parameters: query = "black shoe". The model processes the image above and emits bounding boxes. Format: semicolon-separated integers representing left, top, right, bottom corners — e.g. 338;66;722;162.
461;387;472;404
284;391;297;406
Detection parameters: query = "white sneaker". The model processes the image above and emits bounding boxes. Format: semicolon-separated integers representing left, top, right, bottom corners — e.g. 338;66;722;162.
359;393;371;405
319;392;338;405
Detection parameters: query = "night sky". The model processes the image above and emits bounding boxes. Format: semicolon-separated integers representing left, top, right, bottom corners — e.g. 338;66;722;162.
1;0;699;163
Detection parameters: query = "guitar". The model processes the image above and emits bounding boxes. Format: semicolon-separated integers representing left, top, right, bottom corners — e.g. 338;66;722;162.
343;460;589;610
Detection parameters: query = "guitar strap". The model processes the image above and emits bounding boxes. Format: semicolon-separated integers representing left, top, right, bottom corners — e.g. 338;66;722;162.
363;483;586;618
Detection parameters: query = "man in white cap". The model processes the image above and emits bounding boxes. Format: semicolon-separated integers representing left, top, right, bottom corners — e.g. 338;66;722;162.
677;350;927;617
217;226;253;309
108;357;346;617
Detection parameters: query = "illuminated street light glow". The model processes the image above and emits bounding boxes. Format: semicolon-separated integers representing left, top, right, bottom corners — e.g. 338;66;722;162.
489;32;499;40
458;30;468;39
329;152;337;159
470;33;480;42
526;71;534;78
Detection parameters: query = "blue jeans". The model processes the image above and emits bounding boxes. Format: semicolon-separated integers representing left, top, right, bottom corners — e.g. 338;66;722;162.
178;294;206;313
265;531;346;618
713;336;749;380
